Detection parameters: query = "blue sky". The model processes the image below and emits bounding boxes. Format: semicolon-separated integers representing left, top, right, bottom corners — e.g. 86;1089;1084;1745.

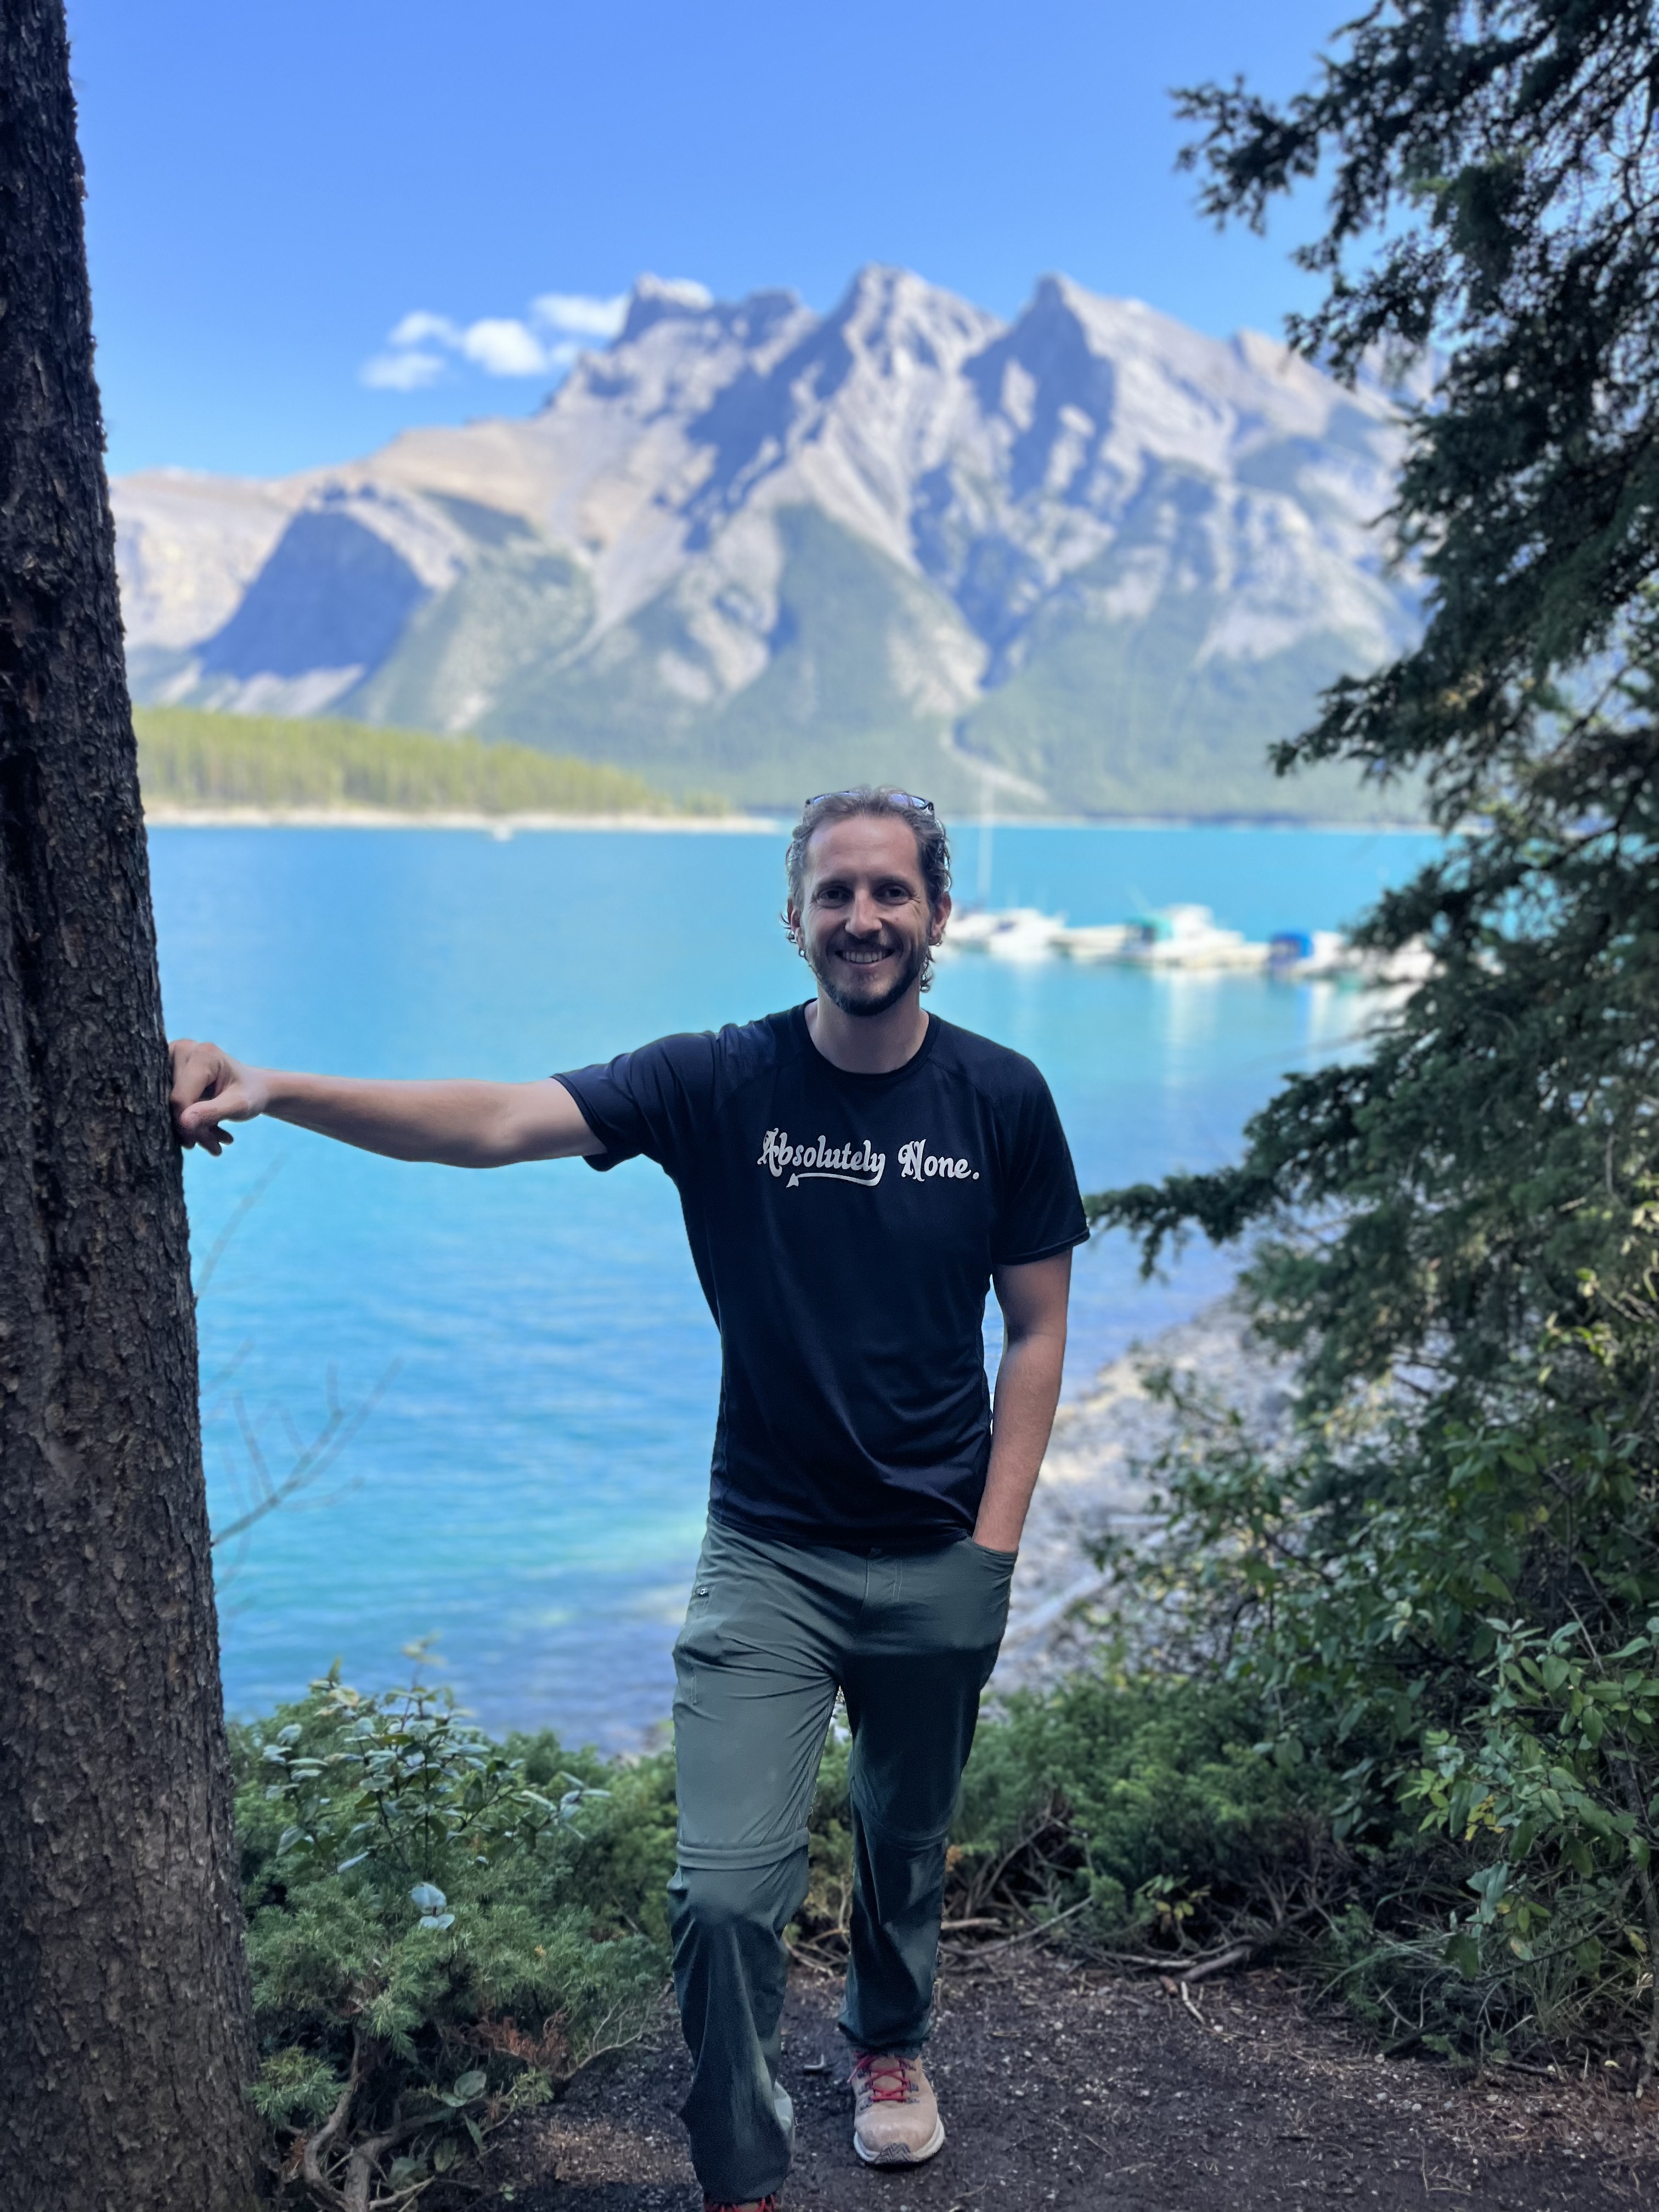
68;0;1342;481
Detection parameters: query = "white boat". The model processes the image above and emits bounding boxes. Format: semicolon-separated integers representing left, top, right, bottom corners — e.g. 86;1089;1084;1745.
1119;904;1269;970
940;908;1002;951
1052;922;1137;963
944;906;1064;960
1268;929;1351;979
1267;929;1435;988
986;907;1065;961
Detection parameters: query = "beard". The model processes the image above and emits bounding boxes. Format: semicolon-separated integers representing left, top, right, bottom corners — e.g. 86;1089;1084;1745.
808;932;930;1018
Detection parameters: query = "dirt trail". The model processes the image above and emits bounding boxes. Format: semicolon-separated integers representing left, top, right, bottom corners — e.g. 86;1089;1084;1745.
476;1953;1654;2210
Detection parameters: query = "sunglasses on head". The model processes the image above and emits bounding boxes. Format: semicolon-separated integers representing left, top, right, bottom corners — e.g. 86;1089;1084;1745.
805;789;934;812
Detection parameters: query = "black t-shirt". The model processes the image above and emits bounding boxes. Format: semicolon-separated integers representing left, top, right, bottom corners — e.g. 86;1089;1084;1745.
557;1006;1087;1547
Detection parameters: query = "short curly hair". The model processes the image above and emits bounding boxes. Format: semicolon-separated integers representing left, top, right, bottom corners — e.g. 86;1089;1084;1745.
783;786;953;989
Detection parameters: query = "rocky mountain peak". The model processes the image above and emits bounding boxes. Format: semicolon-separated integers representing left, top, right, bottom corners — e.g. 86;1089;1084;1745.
114;262;1424;820
617;273;716;343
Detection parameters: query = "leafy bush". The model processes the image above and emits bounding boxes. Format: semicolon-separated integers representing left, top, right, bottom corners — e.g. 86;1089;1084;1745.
785;1675;1338;1968
954;1675;1340;1954
1084;0;1659;2088
1083;1347;1659;2070
234;1662;673;2209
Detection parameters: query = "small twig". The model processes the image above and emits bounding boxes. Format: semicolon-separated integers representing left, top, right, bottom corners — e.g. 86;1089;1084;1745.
1420;2148;1473;2196
943;1895;1093;1955
193;1157;284;1300
212;1360;398;1547
342;2109;439;2212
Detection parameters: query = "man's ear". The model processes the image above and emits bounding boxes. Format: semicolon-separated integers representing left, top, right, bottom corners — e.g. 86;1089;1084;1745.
930;891;953;943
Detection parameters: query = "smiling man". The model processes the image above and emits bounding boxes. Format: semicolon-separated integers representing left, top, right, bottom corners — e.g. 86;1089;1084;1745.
169;787;1086;2212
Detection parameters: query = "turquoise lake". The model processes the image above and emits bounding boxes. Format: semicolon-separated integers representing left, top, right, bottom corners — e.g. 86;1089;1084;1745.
151;821;1438;1743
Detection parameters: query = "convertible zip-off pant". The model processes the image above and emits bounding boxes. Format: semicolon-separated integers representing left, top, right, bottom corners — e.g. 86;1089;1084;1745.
668;1517;1015;2206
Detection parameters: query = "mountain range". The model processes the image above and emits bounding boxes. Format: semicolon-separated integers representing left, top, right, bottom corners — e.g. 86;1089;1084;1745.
113;266;1425;818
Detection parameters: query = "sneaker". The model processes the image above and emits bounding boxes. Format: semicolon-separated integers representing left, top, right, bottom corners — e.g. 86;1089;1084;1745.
702;2198;778;2211
849;2049;946;2166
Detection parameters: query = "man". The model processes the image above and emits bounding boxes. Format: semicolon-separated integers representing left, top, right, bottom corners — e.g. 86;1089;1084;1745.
170;787;1086;2212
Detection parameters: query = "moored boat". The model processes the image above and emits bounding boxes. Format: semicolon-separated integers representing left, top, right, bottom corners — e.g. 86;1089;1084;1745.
1118;904;1269;970
942;906;1065;959
1051;922;1137;963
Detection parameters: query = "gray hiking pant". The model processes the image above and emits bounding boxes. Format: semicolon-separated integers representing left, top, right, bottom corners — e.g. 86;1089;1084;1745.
668;1517;1014;2204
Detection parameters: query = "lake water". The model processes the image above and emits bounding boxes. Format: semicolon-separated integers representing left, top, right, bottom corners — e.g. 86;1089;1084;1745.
151;821;1438;1743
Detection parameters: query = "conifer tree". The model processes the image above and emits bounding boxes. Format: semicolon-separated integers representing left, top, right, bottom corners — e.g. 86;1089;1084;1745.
0;4;259;2201
1100;0;1659;1402
1090;1;1659;2070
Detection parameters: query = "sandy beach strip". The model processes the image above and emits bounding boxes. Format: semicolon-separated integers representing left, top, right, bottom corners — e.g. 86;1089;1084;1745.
142;805;780;833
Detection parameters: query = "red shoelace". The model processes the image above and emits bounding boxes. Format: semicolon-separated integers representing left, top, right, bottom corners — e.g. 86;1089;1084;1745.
851;2050;922;2103
703;2199;778;2211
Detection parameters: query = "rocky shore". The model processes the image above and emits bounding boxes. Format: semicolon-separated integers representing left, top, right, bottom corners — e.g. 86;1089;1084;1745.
994;1295;1297;1694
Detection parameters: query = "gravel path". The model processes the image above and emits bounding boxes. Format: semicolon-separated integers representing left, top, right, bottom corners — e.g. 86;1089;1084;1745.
476;1953;1654;2210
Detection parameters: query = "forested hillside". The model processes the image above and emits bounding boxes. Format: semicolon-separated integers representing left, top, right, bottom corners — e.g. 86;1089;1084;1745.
135;705;703;816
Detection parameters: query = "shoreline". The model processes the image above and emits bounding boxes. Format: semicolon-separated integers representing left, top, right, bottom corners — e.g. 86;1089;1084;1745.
143;805;1434;836
992;1294;1295;1695
142;805;778;833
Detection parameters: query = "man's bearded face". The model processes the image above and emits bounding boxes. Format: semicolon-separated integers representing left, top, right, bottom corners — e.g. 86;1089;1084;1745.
791;816;943;1019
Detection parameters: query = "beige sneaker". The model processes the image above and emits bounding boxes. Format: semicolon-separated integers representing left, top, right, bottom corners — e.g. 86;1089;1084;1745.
849;2050;945;2166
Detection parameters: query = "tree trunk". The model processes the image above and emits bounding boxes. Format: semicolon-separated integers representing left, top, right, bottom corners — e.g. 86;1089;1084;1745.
0;5;260;2207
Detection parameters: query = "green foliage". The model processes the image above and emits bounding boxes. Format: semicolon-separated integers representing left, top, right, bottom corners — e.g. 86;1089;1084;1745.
1089;622;1659;1409
1084;1340;1659;2062
1079;2;1659;2077
134;702;718;816
954;1674;1340;1951
234;1663;673;2208
1178;0;1659;801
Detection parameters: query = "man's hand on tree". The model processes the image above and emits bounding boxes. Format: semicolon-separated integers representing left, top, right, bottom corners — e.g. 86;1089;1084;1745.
169;1039;269;1155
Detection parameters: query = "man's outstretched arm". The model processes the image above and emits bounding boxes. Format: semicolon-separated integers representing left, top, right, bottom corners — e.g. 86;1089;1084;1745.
168;1039;605;1166
974;1249;1072;1553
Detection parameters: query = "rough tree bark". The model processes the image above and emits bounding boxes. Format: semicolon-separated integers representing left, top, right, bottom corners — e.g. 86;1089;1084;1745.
0;5;260;2207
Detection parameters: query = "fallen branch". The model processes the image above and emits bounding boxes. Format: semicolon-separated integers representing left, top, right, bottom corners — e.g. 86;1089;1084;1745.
1180;1940;1259;1984
941;1895;1093;1955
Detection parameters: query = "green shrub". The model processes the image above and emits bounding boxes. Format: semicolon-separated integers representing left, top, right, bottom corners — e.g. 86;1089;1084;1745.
257;1597;1659;2208
234;1663;672;2207
1084;1354;1659;2067
956;1675;1341;1950
781;1675;1338;1966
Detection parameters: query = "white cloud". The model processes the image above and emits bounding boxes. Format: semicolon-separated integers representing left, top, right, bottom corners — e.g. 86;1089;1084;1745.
531;291;628;338
458;317;549;375
361;286;642;392
388;309;461;348
362;348;448;391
